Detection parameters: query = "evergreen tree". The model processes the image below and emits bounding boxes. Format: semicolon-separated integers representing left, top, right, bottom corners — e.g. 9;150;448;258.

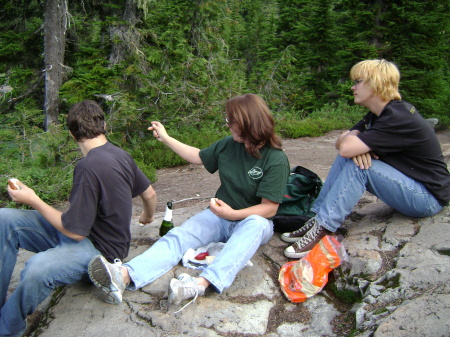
339;0;450;118
384;0;450;117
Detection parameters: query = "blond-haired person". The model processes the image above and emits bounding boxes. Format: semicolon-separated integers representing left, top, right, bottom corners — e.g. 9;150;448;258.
282;59;450;258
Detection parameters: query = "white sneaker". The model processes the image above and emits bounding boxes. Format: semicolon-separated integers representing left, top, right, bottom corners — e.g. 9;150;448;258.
88;255;126;304
168;273;205;313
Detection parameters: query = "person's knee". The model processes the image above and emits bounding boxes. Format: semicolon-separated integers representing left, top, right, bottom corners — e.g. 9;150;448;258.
21;258;55;289
0;208;19;224
0;209;40;230
243;215;273;237
154;228;189;263
244;214;267;226
0;209;21;238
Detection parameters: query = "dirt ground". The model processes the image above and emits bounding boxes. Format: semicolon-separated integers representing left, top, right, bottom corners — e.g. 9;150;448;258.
137;130;342;214
140;128;450;215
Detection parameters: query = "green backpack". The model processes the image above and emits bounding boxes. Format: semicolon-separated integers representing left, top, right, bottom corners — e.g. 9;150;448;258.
274;166;323;232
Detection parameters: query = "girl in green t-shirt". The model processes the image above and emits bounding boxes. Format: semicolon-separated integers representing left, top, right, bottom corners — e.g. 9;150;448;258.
88;94;290;311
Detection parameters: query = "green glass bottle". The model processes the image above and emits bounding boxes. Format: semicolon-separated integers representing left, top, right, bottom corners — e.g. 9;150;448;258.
159;201;174;236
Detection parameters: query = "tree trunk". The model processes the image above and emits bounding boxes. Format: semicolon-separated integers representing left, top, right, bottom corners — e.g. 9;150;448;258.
108;0;136;66
43;0;67;130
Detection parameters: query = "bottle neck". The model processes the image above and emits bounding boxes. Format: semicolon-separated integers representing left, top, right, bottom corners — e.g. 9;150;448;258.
163;206;173;221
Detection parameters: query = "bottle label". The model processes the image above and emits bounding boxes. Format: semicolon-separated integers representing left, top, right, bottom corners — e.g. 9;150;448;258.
163;207;173;221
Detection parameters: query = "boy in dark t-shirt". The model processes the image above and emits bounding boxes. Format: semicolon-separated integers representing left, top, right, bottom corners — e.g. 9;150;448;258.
282;59;450;259
2;100;157;337
88;94;290;311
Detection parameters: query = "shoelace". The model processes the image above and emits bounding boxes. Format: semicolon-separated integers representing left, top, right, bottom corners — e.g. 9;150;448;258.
173;284;199;314
109;258;126;292
294;224;321;249
291;219;315;235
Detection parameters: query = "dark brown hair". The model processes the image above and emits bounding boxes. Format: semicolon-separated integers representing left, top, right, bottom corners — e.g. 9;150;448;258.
226;93;282;158
67;100;106;142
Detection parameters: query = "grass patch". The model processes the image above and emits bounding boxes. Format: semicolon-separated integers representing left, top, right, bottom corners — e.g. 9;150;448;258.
1;100;364;205
329;284;362;304
276;100;366;138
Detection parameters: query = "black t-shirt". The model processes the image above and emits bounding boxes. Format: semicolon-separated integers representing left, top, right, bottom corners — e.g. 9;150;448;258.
61;142;151;261
351;100;450;206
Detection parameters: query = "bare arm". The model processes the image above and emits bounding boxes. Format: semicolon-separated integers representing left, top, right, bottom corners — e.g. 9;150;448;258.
148;121;203;165
209;197;279;221
8;180;85;241
335;130;351;150
335;130;379;169
338;131;371;158
138;185;157;224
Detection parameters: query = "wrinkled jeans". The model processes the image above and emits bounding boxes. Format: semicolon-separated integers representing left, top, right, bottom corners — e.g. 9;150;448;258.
311;155;443;232
125;209;273;293
0;209;100;337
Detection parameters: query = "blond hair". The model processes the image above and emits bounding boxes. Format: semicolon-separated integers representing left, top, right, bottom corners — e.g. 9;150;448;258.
350;59;401;101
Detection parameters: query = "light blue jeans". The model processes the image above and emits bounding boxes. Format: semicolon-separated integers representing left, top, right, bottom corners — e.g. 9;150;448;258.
125;209;273;293
0;209;101;337
311;155;443;232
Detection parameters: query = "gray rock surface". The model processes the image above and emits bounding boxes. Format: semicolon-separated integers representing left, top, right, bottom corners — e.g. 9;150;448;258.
8;129;450;337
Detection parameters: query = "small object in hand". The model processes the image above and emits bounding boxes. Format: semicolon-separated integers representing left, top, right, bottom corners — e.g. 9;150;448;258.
195;252;209;260
8;178;19;190
211;198;220;206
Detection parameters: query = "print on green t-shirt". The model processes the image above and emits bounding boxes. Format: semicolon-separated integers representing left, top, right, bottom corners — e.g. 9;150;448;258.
200;136;290;212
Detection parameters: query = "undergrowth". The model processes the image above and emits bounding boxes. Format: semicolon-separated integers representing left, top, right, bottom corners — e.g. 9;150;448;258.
1;101;364;207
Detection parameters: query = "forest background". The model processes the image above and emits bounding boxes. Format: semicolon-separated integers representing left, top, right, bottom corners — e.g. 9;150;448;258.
0;0;449;207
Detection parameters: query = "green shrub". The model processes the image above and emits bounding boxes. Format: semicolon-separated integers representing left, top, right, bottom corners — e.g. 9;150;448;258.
276;100;366;138
0;100;368;206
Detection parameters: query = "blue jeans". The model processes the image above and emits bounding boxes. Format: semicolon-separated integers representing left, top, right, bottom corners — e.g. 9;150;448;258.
125;209;273;293
0;209;101;337
311;155;443;232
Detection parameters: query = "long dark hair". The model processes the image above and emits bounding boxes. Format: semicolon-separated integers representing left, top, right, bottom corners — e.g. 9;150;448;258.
226;94;282;158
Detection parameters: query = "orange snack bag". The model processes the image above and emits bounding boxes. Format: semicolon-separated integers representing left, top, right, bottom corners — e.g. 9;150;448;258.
278;235;346;303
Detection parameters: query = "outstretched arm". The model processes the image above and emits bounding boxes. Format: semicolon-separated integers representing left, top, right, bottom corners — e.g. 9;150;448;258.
8;180;85;241
148;121;203;165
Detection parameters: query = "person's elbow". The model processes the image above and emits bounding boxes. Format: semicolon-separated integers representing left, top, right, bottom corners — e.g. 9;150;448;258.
267;209;278;218
141;185;157;201
266;203;279;218
68;232;86;241
339;136;370;158
339;144;356;158
60;220;86;241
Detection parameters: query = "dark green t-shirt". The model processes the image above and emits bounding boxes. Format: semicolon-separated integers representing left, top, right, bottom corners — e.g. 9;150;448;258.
199;136;290;214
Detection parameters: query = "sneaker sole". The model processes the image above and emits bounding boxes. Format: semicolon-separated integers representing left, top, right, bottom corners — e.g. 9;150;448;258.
168;289;181;305
88;256;122;304
280;235;304;243
284;249;310;259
